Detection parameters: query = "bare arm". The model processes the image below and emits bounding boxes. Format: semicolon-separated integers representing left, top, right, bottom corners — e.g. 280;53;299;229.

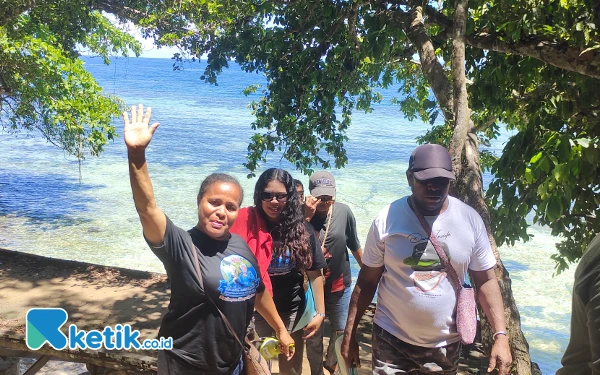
124;104;166;246
303;270;325;339
254;291;295;359
351;247;363;267
341;265;384;368
472;268;512;374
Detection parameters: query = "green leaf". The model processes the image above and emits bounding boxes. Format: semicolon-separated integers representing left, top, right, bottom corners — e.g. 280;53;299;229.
539;157;551;173
530;151;543;164
546;197;562;222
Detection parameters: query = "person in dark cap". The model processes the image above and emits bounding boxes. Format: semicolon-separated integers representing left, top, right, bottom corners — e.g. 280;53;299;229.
341;144;512;375
304;171;363;375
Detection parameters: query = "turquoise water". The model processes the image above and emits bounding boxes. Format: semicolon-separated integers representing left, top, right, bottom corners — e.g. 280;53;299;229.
0;57;574;374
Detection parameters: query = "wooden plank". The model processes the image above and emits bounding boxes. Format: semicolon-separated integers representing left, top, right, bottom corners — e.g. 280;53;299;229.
0;336;156;374
22;355;50;375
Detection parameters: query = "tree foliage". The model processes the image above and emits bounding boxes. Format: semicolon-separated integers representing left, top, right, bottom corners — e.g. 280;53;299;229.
3;0;597;271
0;0;141;158
129;0;600;271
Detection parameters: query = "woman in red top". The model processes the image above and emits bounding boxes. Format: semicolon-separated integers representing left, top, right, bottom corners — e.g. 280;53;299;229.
231;168;326;375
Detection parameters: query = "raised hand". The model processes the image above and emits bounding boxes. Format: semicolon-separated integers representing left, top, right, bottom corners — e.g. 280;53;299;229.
303;196;320;221
123;104;160;151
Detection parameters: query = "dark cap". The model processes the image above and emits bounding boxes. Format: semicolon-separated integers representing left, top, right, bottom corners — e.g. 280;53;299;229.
408;144;456;180
309;171;336;197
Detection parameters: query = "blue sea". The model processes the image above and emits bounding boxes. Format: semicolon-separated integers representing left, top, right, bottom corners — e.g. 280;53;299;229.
0;56;574;374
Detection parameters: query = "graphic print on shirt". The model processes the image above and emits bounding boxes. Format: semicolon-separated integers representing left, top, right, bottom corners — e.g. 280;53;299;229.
267;240;296;276
218;255;261;301
403;237;451;293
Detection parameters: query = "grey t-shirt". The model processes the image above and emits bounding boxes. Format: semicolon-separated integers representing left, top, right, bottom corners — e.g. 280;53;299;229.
309;202;361;292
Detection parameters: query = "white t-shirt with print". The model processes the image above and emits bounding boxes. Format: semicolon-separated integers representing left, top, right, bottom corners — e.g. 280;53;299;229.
362;196;496;348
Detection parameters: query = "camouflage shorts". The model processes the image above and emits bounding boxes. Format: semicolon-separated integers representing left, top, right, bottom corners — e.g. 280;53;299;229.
372;324;461;375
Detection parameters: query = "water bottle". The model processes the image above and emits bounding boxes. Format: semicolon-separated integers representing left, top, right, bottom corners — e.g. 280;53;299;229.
259;337;280;360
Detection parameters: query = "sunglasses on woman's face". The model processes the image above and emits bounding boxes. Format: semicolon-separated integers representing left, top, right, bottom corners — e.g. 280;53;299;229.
261;191;288;202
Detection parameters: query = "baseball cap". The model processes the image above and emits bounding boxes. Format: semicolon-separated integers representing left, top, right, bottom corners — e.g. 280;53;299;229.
309;171;336;197
408;144;456;180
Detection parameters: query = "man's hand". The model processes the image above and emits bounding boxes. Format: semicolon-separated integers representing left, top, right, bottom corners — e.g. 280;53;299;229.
123;104;160;151
341;332;361;369
303;196;320;221
488;335;512;374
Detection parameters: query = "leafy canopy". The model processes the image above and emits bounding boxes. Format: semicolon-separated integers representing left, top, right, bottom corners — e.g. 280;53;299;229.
0;0;141;158
134;0;599;269
2;0;599;269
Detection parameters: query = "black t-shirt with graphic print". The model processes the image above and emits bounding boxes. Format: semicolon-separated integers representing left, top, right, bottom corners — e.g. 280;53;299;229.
309;202;361;292
147;216;265;375
267;222;327;315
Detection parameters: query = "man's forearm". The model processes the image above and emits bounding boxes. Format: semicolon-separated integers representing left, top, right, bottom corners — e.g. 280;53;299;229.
477;277;507;333
344;275;378;337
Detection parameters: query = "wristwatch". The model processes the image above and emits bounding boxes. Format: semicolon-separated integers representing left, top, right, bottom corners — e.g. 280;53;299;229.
316;312;326;318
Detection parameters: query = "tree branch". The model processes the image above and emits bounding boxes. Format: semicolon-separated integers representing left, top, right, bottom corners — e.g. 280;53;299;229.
448;0;471;177
468;34;600;80
399;5;454;121
421;6;600;80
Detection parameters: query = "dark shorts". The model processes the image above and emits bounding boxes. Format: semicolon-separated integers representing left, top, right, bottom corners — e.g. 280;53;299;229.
371;324;461;375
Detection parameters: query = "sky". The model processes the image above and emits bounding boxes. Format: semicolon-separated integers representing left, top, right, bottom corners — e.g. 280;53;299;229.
138;40;181;59
100;13;183;59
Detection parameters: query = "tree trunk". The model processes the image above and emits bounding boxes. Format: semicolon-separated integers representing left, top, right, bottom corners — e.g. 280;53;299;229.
448;0;471;184
403;5;541;374
452;133;542;375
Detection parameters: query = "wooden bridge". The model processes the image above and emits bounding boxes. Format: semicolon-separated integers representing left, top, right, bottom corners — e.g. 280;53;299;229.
0;248;167;374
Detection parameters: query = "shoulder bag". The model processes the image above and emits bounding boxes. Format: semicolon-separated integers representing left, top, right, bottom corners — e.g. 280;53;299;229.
409;197;477;345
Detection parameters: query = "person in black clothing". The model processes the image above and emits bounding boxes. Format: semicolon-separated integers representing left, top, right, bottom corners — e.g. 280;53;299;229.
124;104;293;375
231;168;327;375
557;233;600;375
304;171;362;375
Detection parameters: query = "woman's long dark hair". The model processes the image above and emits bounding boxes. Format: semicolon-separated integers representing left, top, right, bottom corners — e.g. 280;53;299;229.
254;168;312;271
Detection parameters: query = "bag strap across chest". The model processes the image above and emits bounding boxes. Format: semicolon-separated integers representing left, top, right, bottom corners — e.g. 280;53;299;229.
408;197;464;292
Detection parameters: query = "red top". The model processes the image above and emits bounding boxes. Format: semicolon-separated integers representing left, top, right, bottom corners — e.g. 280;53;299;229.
230;206;274;295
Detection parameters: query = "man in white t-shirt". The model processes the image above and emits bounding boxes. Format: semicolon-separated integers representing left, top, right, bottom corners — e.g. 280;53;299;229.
341;144;512;375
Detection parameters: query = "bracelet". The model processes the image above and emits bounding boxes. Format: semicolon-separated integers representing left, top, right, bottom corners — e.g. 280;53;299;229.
315;312;326;318
493;331;507;340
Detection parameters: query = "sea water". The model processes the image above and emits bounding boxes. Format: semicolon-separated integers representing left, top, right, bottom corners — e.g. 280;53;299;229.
0;57;575;374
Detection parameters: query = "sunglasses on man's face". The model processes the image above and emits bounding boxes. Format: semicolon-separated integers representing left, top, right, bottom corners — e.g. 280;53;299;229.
317;196;334;203
260;191;288;202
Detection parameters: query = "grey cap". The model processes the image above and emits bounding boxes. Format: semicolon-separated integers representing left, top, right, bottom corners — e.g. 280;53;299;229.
408;144;456;180
309;171;336;197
